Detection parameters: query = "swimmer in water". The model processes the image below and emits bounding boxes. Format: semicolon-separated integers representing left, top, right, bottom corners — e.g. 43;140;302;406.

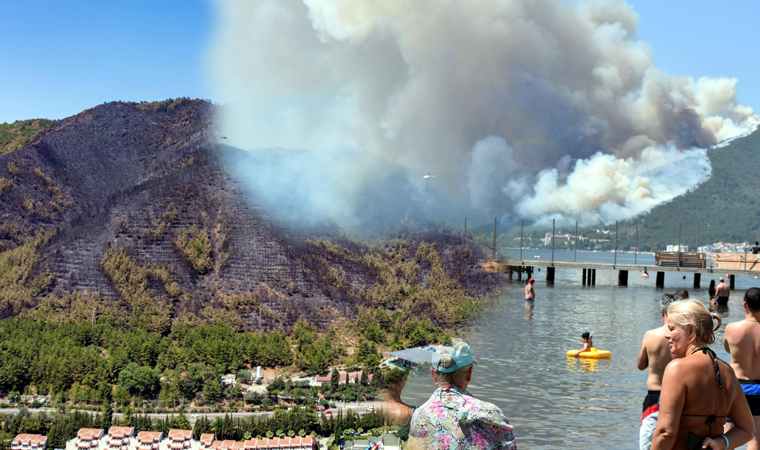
574;332;593;357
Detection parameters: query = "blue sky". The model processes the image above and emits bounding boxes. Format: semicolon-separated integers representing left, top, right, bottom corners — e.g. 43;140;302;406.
0;0;757;124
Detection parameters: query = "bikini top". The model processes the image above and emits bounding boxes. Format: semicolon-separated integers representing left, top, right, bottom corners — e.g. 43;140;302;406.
681;348;726;435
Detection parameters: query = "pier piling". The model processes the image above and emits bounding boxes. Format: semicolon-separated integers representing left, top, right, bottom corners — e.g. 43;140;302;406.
547;267;555;284
582;268;587;286
730;275;736;290
618;270;628;286
656;272;665;288
591;269;596;285
693;273;701;289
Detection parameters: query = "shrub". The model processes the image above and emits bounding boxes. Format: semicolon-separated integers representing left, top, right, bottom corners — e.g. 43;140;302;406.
175;226;213;273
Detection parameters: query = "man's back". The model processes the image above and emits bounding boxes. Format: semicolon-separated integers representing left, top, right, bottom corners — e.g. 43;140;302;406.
525;283;534;301
716;282;730;298
725;320;760;379
639;326;672;390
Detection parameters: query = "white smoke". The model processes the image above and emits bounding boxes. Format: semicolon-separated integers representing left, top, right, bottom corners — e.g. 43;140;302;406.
208;0;758;226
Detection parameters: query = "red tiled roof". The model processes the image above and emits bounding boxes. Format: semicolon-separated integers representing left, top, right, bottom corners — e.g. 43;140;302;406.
77;429;105;441
168;430;193;441
108;427;134;439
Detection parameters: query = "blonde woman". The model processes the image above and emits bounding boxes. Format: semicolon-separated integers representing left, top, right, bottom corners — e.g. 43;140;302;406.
652;300;755;450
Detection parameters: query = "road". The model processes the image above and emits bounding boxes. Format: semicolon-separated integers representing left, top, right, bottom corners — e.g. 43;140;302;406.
0;401;381;424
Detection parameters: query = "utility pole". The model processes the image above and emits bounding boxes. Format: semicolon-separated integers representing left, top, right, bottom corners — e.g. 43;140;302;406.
493;217;497;260
551;219;555;263
678;222;682;268
464;217;467;239
635;222;638;265
746;224;750;270
614;220;618;266
520;220;524;261
574;221;578;262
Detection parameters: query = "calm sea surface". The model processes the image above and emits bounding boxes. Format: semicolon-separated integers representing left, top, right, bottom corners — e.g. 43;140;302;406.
399;249;760;449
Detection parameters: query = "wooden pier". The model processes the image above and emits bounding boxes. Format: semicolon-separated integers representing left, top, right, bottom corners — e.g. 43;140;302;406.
487;259;760;288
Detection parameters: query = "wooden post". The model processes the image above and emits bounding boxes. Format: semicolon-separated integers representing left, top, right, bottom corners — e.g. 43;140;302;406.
656;272;665;288
526;266;532;280
517;268;522;281
547;267;555;284
507;267;513;280
519;220;523;261
591;269;596;285
693;273;701;289
582;268;587;285
730;274;736;290
618;270;628;286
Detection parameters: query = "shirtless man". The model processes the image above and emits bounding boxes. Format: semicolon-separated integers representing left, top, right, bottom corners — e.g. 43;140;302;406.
637;293;680;450
724;287;760;450
716;278;731;306
525;277;536;306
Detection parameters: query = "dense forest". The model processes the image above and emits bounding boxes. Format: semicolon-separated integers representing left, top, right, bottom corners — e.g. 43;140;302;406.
0;312;441;409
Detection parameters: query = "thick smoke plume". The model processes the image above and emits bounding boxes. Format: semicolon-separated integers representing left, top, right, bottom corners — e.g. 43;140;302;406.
208;0;758;227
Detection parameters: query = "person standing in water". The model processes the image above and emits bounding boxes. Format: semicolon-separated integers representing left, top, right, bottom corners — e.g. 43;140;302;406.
724;287;760;450
716;278;731;306
637;293;681;450
525;277;536;309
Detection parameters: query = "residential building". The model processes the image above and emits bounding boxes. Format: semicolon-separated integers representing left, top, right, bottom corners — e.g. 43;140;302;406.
11;434;48;450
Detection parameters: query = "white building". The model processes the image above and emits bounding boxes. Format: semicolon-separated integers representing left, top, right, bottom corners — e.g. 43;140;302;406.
666;245;689;252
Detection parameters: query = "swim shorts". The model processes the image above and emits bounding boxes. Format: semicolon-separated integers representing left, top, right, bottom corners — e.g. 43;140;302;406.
717;296;729;305
640;390;660;450
739;380;760;416
525;298;534;302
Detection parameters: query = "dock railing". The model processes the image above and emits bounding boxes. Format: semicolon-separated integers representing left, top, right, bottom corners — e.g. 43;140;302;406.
712;253;760;271
654;251;706;268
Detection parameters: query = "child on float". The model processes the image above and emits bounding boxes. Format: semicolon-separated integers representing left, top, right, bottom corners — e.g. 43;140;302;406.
574;331;593;357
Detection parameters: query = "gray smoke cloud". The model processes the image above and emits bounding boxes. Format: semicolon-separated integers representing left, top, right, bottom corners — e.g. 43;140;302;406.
208;0;758;227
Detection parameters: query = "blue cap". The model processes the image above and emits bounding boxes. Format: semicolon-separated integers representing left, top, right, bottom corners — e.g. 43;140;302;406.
432;342;476;373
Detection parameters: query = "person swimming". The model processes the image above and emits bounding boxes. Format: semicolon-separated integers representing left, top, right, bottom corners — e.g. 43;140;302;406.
574;332;593;357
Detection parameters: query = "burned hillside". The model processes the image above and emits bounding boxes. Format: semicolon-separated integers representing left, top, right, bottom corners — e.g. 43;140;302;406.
0;99;499;332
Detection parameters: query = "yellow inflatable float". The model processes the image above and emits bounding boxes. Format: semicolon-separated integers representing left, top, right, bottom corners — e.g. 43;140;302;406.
566;347;611;359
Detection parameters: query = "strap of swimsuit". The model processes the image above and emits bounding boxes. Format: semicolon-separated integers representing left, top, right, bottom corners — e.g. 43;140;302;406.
699;347;722;389
402;405;416;428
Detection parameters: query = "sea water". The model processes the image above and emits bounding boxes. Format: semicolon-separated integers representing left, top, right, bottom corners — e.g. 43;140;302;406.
399;249;759;449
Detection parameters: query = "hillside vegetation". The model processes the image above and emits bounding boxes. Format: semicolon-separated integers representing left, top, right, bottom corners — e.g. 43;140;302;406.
0;119;55;156
622;128;760;248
